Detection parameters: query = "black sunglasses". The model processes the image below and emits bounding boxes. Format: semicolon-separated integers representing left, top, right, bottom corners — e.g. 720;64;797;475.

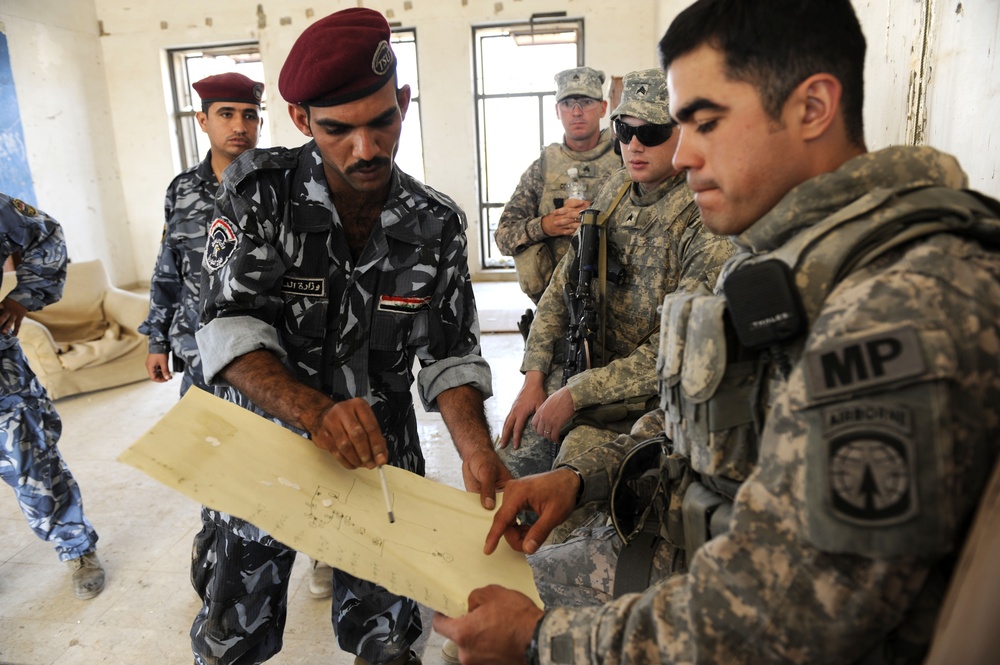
614;118;676;147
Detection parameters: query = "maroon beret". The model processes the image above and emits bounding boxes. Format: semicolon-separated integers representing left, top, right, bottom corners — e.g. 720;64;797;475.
278;8;396;107
192;72;264;106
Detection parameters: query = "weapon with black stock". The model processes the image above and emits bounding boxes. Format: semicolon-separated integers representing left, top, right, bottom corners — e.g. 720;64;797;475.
562;207;601;385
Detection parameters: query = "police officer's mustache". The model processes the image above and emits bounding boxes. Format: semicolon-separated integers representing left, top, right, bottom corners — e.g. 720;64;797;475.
346;157;391;174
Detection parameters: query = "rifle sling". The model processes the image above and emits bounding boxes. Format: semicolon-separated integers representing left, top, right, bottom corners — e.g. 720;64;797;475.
598;181;633;366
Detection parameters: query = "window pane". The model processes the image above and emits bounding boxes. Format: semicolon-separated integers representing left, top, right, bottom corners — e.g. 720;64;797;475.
473;21;582;271
397;100;425;182
482;205;514;268
479;32;578;95
392;34;419;98
541;94;563;145
481;97;542;202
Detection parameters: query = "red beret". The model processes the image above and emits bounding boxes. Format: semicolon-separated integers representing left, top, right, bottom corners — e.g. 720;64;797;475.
278;8;396;107
193;72;264;106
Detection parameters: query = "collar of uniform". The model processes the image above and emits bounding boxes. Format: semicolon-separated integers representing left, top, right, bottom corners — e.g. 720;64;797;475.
196;151;218;185
380;167;428;246
735;145;968;255
631;170;687;207
560;127;616;162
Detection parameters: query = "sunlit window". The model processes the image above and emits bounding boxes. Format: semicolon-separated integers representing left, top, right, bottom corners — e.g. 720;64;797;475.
473;18;583;269
391;28;425;182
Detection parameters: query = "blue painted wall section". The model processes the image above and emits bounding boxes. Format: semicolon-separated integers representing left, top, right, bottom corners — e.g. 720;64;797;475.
0;30;35;204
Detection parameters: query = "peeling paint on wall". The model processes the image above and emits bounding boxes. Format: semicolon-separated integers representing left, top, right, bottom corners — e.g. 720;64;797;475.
404;1;413;10
257;4;266;29
160;20;168;30
386;9;395;19
205;17;213;27
280;16;292;25
904;0;933;145
306;9;315;18
494;2;503;14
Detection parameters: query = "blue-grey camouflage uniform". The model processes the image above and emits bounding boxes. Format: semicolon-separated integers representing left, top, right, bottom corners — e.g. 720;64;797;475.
529;146;1000;664
0;193;99;562
193;142;492;665
138;151;218;394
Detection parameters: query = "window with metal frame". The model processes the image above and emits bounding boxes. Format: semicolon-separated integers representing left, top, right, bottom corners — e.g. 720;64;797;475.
391;28;426;182
472;15;583;270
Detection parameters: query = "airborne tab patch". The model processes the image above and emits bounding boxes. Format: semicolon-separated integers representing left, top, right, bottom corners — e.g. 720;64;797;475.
804;326;925;400
823;401;917;526
206;217;238;272
378;295;431;314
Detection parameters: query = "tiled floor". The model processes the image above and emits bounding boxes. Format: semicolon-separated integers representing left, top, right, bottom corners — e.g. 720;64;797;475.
0;283;530;665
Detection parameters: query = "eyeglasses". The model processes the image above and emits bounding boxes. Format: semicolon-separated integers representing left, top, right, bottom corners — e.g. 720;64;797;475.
557;96;600;112
614;118;676;147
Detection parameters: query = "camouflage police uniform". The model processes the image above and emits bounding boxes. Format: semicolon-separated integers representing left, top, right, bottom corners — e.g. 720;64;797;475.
528;146;1000;664
0;194;100;563
193;142;492;665
138;152;218;395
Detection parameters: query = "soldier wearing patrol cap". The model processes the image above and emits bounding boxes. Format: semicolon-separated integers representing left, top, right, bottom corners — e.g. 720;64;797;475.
191;7;508;665
497;67;733;542
435;1;1000;664
494;65;622;309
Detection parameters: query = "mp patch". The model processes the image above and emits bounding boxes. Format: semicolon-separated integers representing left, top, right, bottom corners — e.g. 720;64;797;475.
804;326;925;400
823;401;917;526
205;217;238;272
377;295;431;314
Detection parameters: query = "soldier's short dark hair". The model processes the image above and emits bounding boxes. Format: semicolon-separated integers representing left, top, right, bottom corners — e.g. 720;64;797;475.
659;0;866;147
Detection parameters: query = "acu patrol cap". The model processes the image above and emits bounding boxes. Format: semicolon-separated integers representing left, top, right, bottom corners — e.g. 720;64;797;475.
192;72;264;106
278;7;396;107
555;66;605;101
610;68;672;125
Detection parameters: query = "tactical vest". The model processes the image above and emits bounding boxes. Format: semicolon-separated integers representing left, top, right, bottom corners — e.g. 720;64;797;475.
515;131;621;302
619;184;1000;562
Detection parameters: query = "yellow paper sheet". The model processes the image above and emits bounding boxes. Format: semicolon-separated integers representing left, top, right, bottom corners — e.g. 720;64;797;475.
118;388;541;617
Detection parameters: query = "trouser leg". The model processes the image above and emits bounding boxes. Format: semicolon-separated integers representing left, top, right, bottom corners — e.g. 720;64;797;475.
331;569;422;663
0;399;98;561
529;524;679;608
190;511;295;665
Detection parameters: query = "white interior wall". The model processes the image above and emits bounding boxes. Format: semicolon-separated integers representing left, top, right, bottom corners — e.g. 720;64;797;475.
95;0;662;286
0;0;132;283
1;0;997;288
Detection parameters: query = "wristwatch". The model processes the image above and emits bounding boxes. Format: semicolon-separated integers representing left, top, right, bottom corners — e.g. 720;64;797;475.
524;613;545;665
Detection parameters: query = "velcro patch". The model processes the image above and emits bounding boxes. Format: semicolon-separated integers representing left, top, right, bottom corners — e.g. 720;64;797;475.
804;326;925;400
823;401;917;526
377;295;431;314
205;217;238;272
282;276;326;298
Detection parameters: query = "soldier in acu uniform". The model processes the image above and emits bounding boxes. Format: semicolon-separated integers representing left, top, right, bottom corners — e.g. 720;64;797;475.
0;194;105;600
494;66;622;307
139;72;263;396
433;2;1000;664
497;69;733;544
192;8;509;665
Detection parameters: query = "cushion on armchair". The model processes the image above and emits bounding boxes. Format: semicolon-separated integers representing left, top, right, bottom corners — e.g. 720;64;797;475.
1;259;150;399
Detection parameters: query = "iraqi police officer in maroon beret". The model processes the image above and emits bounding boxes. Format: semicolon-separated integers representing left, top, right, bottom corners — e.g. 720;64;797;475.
139;71;263;398
191;8;510;665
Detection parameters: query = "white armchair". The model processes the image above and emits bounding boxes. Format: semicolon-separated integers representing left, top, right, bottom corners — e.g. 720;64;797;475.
0;259;150;399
